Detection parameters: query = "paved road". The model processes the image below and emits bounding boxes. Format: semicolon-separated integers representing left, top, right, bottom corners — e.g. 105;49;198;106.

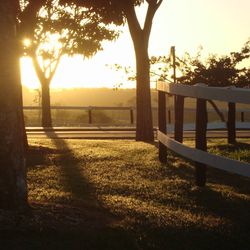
26;127;250;139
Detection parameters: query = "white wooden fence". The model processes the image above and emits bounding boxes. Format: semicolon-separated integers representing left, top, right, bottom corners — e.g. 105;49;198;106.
157;81;250;186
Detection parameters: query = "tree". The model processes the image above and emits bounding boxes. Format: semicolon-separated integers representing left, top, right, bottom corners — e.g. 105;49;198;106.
22;0;118;127
60;0;164;142
154;42;250;124
176;40;250;87
0;0;28;210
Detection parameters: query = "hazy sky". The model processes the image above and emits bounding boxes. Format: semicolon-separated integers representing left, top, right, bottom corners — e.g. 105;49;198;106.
21;0;250;89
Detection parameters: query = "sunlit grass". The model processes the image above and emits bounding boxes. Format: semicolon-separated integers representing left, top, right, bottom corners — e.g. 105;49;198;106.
1;139;250;249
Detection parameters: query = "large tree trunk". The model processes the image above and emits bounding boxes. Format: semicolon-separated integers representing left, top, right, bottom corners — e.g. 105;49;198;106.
41;79;52;127
124;1;163;142
125;4;154;142
0;0;28;210
134;40;154;142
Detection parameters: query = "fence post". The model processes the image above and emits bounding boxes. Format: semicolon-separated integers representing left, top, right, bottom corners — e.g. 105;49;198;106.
228;102;236;144
158;91;167;163
195;98;207;187
240;111;245;122
168;109;171;124
130;108;134;125
88;107;92;124
241;112;245;122
174;95;184;143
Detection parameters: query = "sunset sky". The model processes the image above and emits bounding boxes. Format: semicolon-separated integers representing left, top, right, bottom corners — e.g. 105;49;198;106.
21;0;250;89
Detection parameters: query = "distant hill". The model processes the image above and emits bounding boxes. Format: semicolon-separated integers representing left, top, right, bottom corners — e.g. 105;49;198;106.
22;86;159;107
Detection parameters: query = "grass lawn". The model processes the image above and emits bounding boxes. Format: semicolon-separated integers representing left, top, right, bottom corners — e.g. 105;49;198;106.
0;138;250;250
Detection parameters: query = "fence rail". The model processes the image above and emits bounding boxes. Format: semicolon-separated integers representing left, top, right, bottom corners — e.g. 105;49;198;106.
23;105;250;126
23;106;139;125
157;81;250;186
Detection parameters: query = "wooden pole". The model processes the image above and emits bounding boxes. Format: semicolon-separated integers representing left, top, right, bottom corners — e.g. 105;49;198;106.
195;98;207;187
174;95;184;143
130;109;134;124
228;102;236;144
88;107;92;124
168;109;171;124
170;46;176;84
158;91;167;163
241;112;244;122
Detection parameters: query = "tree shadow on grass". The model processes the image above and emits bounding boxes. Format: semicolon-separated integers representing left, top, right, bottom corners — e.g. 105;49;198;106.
42;131;111;213
46;135;93;201
21;133;142;249
27;145;64;169
25;133;124;228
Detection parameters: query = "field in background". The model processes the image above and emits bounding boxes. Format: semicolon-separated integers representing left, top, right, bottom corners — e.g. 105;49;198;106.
0;138;249;249
22;87;250;127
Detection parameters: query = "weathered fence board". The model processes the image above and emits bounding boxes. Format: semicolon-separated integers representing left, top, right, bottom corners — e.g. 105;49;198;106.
157;82;250;104
157;81;250;185
158;131;250;178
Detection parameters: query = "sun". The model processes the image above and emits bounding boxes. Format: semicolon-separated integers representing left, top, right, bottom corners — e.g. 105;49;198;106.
20;57;40;89
23;38;31;47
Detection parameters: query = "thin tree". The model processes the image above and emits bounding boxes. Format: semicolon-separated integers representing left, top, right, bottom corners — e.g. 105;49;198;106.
23;0;118;127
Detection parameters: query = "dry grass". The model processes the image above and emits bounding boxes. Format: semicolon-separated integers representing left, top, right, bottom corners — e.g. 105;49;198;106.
0;138;250;250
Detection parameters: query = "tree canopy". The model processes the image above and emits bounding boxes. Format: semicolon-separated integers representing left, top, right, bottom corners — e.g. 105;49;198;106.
21;0;119;126
177;40;250;87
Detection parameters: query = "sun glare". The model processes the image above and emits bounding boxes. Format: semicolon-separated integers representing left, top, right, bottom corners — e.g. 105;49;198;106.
21;53;135;90
21;33;136;90
21;57;40;89
23;38;31;47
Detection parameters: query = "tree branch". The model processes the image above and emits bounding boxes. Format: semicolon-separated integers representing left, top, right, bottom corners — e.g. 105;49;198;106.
48;52;62;83
32;53;46;84
123;1;142;43
143;0;163;47
18;0;46;37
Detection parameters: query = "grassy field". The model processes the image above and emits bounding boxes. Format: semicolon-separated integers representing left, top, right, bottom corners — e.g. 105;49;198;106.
0;138;250;249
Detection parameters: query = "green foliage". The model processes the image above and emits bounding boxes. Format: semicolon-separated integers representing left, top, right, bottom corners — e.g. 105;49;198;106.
154;40;250;87
59;0;151;26
21;0;119;85
177;40;250;87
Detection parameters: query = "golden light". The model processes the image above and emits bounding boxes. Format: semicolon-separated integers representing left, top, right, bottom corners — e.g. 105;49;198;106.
20;57;40;89
23;38;31;47
20;32;136;90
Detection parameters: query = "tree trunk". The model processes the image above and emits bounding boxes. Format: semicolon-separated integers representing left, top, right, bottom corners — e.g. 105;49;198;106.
41;80;52;127
0;0;28;210
123;2;160;142
135;46;154;141
134;39;154;142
